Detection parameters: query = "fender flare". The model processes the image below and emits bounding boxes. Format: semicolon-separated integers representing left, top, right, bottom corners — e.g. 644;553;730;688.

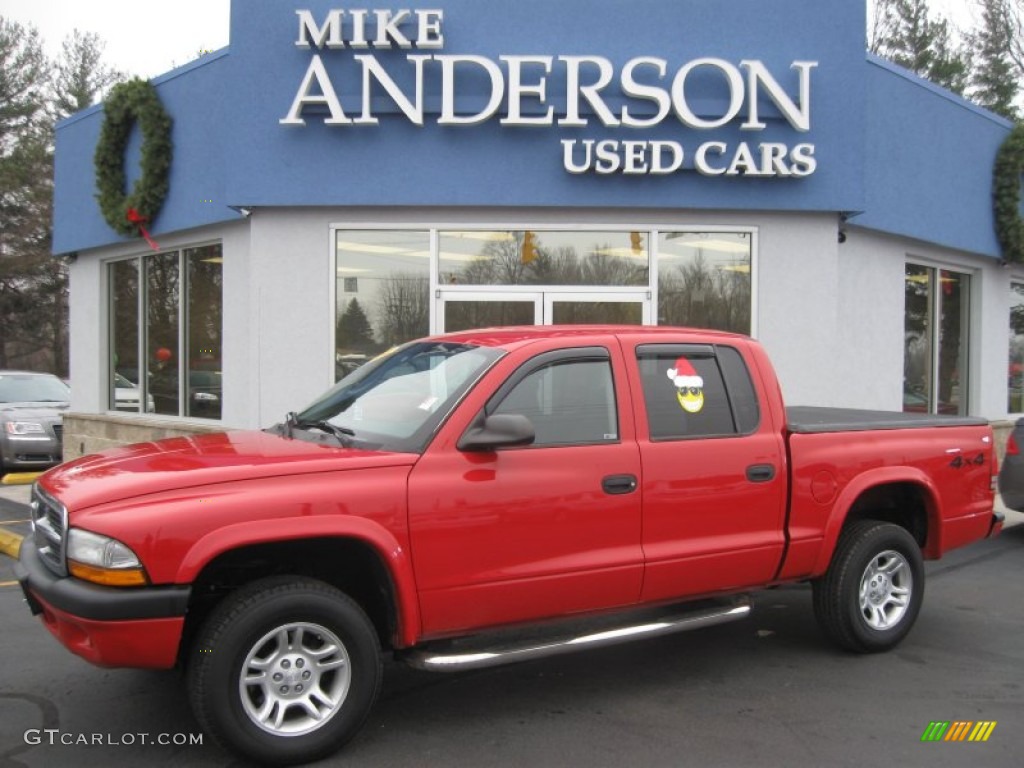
175;516;422;648
810;466;942;577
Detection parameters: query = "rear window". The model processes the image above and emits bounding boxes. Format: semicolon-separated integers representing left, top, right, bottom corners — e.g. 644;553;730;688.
635;344;759;440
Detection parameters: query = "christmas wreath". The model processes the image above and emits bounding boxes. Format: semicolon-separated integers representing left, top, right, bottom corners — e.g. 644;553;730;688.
994;122;1024;264
94;78;173;243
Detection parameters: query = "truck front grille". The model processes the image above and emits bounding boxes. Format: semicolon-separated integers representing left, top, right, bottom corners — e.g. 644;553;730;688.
30;486;68;576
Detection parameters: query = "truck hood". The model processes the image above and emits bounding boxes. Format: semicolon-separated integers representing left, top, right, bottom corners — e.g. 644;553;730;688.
39;430;418;511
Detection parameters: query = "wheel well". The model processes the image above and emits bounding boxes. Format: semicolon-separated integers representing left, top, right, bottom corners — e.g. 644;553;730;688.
179;537;399;666
843;482;930;549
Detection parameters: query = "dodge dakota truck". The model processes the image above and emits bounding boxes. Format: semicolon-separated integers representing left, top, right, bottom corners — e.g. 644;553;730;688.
17;326;1002;765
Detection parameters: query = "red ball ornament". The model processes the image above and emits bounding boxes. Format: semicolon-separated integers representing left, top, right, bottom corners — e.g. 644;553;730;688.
155;347;172;362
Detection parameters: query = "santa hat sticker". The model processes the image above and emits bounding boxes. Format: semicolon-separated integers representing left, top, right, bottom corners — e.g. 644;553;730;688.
667;357;705;413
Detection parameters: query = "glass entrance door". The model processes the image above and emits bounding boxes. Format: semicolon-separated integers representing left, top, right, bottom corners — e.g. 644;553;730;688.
440;291;542;333
544;292;650;325
437;291;649;333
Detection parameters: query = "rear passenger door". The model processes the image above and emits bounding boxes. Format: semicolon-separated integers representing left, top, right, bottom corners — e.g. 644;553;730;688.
625;342;787;601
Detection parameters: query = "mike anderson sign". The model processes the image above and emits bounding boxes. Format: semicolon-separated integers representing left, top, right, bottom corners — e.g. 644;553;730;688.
280;9;818;178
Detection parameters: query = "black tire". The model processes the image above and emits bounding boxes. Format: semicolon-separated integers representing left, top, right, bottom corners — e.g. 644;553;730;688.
812;520;924;653
186;576;382;766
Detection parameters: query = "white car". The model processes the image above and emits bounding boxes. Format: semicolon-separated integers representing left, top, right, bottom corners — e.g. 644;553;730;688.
114;373;155;412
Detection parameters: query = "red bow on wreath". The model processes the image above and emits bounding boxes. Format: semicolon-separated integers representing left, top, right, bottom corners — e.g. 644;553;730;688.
126;208;160;251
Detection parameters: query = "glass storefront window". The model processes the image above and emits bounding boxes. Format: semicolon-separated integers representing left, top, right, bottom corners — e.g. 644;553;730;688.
187;246;224;419
656;232;751;333
903;264;970;416
335;231;430;380
110;260;141;411
438;230;649;287
1009;282;1024;412
107;244;223;419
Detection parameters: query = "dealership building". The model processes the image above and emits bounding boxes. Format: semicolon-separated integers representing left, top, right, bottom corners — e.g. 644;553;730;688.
52;0;1022;455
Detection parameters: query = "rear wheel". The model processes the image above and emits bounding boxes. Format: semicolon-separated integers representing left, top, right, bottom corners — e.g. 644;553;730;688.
812;520;924;653
187;576;382;765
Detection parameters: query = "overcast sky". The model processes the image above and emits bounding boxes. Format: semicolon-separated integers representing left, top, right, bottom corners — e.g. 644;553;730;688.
0;0;230;80
0;1;985;82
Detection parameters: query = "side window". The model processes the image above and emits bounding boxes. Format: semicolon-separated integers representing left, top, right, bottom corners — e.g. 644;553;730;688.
636;344;758;440
491;359;618;447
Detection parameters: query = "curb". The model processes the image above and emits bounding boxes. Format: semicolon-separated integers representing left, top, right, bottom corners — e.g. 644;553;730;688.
1;472;42;486
0;527;23;559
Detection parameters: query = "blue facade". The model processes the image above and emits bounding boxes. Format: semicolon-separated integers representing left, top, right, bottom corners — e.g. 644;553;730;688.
53;0;1009;259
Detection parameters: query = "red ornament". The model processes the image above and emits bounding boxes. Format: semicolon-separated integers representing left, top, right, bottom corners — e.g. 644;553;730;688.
155;347;172;362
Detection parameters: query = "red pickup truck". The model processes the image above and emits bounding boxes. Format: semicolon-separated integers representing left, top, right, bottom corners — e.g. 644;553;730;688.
17;327;1002;765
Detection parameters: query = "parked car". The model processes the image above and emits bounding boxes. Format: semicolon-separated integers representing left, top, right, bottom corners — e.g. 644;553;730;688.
18;327;1001;765
999;417;1024;511
113;373;155;413
0;371;69;473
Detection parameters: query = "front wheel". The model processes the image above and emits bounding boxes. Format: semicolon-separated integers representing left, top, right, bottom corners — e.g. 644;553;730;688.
812;520;924;653
187;576;382;765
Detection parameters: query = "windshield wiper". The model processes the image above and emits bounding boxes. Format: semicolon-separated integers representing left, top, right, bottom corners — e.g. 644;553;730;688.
285;412;355;446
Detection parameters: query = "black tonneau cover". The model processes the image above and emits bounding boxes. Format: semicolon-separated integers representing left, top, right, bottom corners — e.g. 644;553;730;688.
786;406;989;435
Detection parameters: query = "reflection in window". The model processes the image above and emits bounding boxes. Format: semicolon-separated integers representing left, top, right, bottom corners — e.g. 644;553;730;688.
147;252;180;416
439;231;648;287
110;260;140;410
903;264;969;415
492;360;618;446
335;231;430;381
657;232;751;333
1009;282;1024;412
187;246;224;419
107;244;223;419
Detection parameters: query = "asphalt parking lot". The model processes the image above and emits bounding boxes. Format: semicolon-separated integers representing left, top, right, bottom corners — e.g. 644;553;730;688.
1;476;1022;767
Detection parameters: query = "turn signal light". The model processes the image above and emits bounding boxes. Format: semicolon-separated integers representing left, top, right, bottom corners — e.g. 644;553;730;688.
68;560;148;587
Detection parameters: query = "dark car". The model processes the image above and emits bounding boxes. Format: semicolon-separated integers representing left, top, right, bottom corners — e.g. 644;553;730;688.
0;371;69;473
1000;417;1024;511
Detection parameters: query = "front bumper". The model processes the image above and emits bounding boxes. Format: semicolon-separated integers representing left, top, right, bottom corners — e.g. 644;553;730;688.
1;435;62;469
16;539;190;669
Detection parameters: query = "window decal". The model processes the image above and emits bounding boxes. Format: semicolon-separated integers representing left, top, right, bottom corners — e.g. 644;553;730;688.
667;357;705;414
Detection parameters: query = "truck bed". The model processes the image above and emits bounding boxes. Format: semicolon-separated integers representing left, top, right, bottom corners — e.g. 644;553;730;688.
786;406;989;434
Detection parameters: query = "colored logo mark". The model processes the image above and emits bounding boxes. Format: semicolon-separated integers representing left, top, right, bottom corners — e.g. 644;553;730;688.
921;721;997;742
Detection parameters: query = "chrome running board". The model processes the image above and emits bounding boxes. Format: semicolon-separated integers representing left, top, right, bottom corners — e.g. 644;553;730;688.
403;596;752;672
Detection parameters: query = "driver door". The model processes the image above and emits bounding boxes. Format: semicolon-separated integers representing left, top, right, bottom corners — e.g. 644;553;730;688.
407;344;643;637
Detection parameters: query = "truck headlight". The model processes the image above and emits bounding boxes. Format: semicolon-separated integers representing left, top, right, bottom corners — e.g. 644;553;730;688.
5;421;46;435
66;529;148;586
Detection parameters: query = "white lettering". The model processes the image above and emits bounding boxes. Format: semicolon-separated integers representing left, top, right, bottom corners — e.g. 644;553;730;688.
559;56;618;127
595;140;621;174
562;139;594;174
790;143;817;176
355;54;428;125
280;55;351;125
416;10;445;49
622;141;649;174
437;56;505;125
726;142;760;175
501;56;554;126
650;141;684;174
373;10;412;48
621;58;671;128
350;10;370;48
695;141;728;175
672;58;745;129
759;142;792;176
741;60;815;132
295;10;345;49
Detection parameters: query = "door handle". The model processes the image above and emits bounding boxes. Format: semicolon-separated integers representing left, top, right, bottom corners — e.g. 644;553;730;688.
746;464;776;483
602;474;638;495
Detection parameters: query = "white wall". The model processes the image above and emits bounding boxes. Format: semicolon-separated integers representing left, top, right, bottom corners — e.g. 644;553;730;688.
70;207;1018;438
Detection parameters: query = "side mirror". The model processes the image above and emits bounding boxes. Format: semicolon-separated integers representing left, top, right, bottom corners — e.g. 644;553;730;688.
458;414;536;452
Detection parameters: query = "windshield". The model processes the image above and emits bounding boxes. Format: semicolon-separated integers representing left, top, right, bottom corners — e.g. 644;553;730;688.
291;341;503;453
0;373;70;403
